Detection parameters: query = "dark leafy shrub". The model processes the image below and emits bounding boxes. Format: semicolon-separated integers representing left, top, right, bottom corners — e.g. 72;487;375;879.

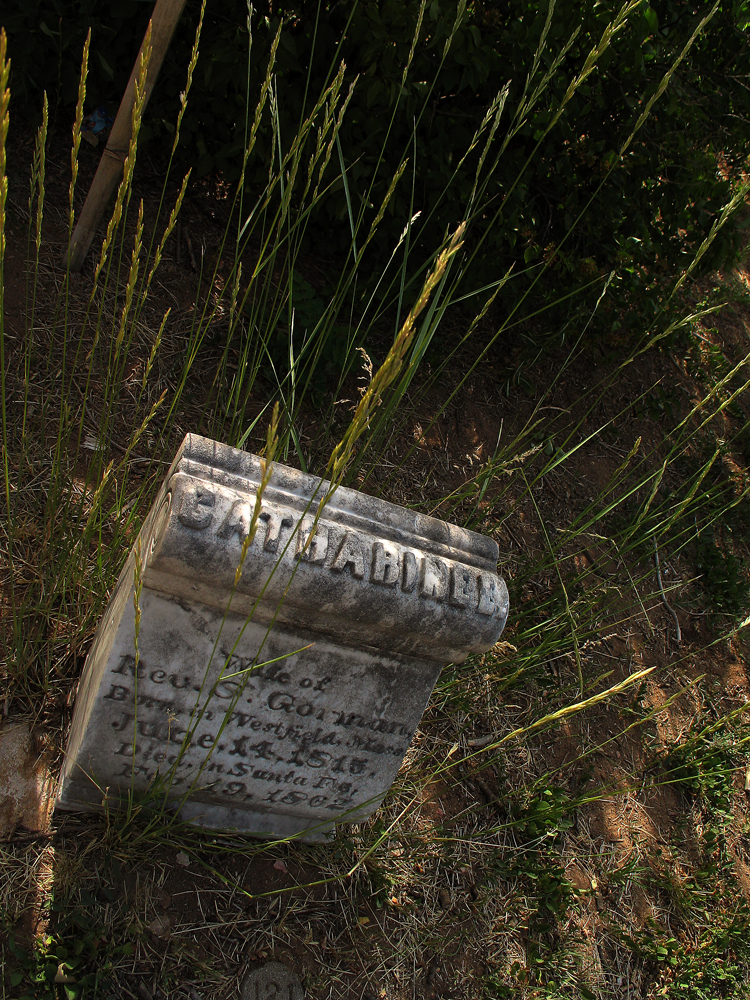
4;1;750;347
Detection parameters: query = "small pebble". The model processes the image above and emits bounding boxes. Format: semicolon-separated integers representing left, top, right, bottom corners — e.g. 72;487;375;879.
147;913;170;939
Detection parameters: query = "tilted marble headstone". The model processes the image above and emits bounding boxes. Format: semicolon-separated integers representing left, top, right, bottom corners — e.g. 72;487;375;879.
57;435;509;841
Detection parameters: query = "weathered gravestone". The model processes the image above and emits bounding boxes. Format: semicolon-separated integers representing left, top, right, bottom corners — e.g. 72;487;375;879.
240;961;304;1000
57;435;509;840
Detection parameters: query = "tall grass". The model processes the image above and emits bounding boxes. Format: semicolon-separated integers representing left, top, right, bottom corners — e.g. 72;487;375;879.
0;0;745;838
2;2;750;995
2;1;730;667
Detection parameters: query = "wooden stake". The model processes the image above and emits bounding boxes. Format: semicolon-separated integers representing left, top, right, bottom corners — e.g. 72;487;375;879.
66;0;188;272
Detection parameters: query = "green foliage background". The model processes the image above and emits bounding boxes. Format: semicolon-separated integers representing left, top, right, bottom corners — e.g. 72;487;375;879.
5;0;750;338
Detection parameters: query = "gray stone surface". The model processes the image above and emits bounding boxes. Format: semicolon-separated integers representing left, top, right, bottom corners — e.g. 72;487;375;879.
57;435;509;840
0;723;55;836
240;962;304;1000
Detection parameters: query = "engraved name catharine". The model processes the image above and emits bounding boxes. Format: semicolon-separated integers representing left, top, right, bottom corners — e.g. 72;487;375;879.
177;485;504;616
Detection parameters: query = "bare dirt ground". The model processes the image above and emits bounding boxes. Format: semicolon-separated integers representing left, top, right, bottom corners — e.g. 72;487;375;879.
2;121;750;999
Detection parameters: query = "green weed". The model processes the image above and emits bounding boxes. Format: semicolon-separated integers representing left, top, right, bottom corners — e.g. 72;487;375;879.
696;530;750;621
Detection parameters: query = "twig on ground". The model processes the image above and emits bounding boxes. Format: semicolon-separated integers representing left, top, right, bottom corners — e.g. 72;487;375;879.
653;535;682;645
184;225;197;272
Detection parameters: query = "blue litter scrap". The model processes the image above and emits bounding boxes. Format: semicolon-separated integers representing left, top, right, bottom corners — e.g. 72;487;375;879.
81;106;115;145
